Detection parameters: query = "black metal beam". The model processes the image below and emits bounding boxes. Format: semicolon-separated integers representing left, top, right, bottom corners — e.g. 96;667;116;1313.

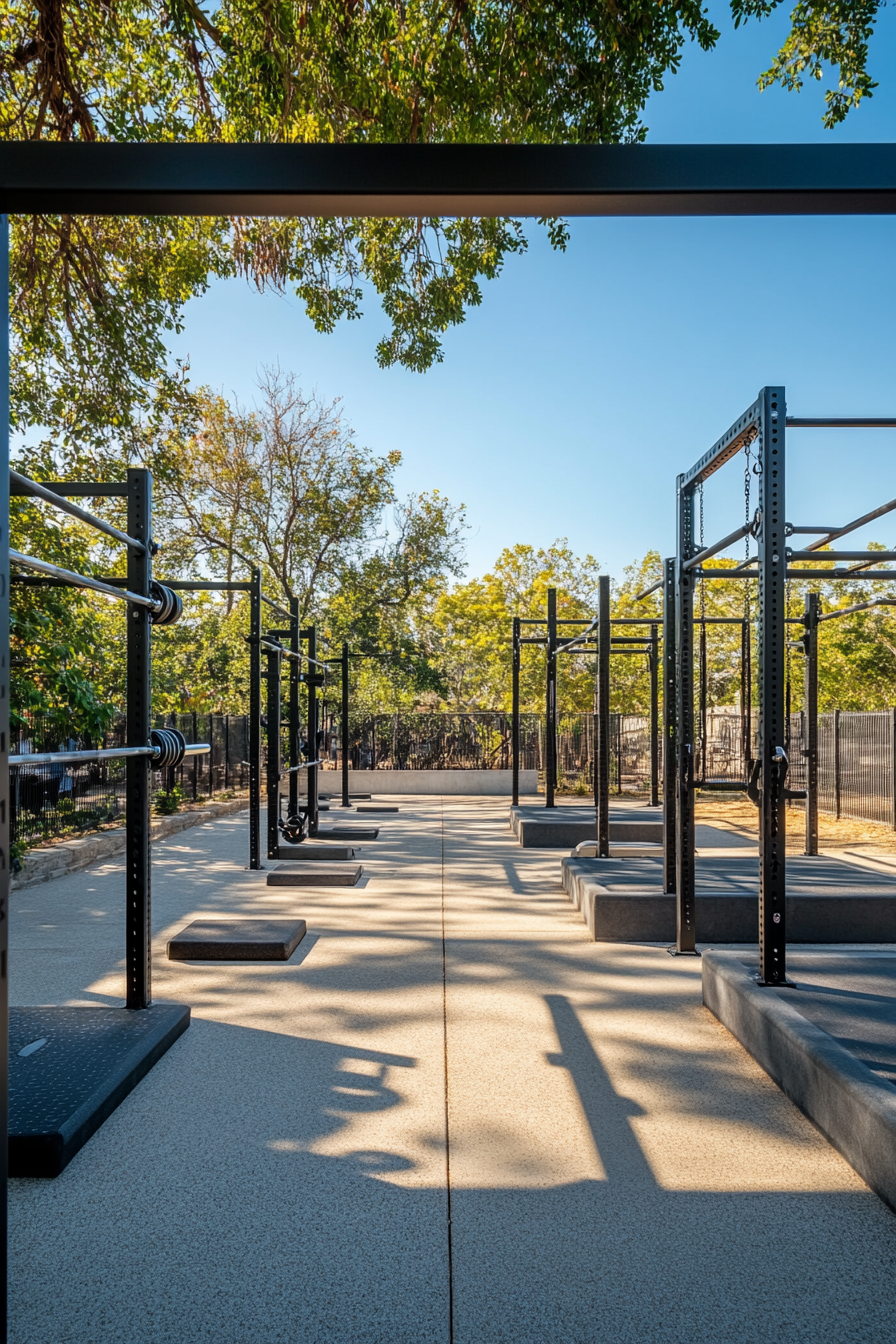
248;569;262;870
649;624;660;809
596;577;611;857
803;594;819;856
786;418;896;428
681;399;760;490
307;624;319;836
757;388;788;985
545;589;557;809
341;643;350;809
1;142;894;216
512;617;520;808
125;469;152;1010
663;558;676;894
0;216;9;1326
673;482;697;952
265;635;282;861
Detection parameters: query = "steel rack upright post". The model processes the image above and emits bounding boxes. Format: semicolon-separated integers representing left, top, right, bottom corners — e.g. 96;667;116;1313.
248;567;262;869
803;592;820;856
596;576;611;857
662;558;677;893
306;624;320;837
126;468;154;1007
265;634;282;860
674;465;698;954
341;643;350;808
512;617;521;807
649;622;660;807
289;600;301;827
545;588;557;808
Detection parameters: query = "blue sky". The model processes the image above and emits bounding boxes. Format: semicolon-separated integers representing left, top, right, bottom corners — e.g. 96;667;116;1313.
169;4;896;585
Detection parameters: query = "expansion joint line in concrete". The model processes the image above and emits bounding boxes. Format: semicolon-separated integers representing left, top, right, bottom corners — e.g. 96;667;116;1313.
440;797;455;1343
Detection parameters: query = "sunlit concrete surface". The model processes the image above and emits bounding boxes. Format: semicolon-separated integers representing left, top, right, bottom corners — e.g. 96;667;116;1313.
9;799;896;1343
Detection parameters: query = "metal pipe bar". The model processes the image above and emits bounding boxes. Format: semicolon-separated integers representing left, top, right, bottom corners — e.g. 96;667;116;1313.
682;521;752;572
786;569;896;580
611;617;663;625
788;549;896;562
787;526;841;534
259;640;302;662
10;470;147;552
163;580;254;591
635;577;663;601
9;549;160;608
818;597;896;621
803;497;896;552
10;742;210;767
520;637;547;645
285;760;322;772
696;569;759;578
260;592;291;620
611;637;650;644
786;418;896;428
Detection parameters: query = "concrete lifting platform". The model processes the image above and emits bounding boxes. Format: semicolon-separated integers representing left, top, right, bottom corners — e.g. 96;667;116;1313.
704;950;896;1213
315;826;379;841
511;803;663;849
9;1004;190;1178
562;854;896;943
266;862;363;887
167;919;308;960
277;843;355;861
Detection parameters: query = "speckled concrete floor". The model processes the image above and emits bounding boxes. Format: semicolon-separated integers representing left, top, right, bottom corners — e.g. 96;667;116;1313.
9;799;896;1343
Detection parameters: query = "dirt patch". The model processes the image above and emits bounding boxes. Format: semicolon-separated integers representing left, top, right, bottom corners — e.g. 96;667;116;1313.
694;794;896;857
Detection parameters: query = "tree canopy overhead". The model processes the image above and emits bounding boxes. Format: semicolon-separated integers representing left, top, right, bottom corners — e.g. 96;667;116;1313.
1;0;884;453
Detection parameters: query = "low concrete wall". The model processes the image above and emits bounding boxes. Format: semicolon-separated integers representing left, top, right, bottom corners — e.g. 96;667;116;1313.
12;796;249;890
331;769;537;796
703;950;896;1213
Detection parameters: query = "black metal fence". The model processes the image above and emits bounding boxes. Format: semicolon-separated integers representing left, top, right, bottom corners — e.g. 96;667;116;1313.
12;713;251;850
327;712;543;771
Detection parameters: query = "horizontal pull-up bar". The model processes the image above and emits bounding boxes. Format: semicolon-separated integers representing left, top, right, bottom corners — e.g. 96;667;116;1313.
786;418;896;428
10;470;148;553
520;637;547;645
787;526;841;534
803;497;896;552
683;522;753;572
164;579;254;592
787;569;896;580
260;640;301;662
10;742;210;767
9;550;161;609
788;549;896;562
284;760;323;773
818;597;896;621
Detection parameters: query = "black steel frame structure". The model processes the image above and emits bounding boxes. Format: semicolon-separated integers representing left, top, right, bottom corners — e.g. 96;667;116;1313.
512;581;661;846
1;140;894;1344
670;389;896;977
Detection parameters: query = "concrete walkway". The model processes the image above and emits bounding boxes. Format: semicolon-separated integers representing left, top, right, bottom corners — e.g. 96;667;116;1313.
9;799;896;1343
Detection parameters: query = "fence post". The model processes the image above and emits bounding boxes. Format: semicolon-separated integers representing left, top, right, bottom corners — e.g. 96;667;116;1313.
512;616;520;807
834;708;841;820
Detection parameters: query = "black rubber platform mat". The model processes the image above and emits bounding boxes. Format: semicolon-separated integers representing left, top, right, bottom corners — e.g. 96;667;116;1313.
168;919;307;960
315;826;379;840
266;864;362;887
9;1003;190;1178
355;806;399;813
277;844;354;861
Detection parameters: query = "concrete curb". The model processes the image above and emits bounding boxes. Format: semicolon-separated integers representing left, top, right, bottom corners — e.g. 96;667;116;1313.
703;949;896;1213
12;797;249;890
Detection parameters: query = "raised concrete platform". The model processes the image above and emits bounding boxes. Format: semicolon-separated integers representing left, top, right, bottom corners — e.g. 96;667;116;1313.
511;804;663;848
315;825;379;841
703;950;896;1212
266;862;363;887
167;919;307;960
562;855;896;943
9;1004;190;1177
277;843;355;861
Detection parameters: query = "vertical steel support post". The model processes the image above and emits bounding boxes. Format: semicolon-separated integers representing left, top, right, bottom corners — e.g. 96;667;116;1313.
288;599;300;824
674;481;697;953
248;567;262;869
126;468;153;1008
757;386;788;985
265;637;281;859
662;558;676;893
512;617;521;807
545;589;557;808
0;213;10;1341
597;575;611;857
307;624;319;837
833;708;841;819
891;707;896;833
341;643;350;808
803;593;819;856
740;620;751;771
649;623;659;807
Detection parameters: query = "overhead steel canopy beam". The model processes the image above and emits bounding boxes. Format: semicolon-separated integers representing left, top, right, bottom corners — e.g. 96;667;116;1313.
0;143;894;217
